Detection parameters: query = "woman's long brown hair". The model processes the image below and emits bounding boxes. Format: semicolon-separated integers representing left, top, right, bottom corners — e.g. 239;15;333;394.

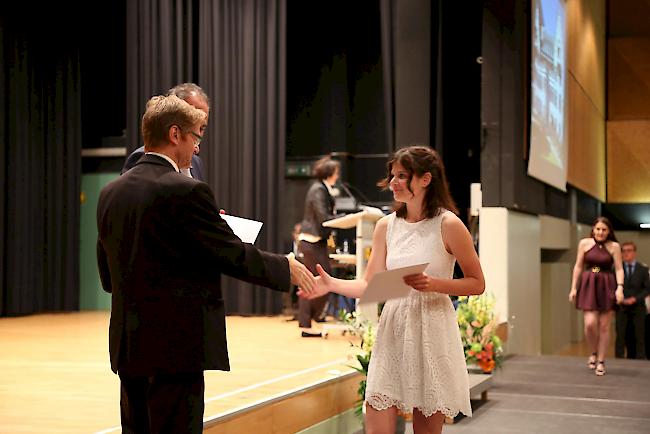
377;145;458;218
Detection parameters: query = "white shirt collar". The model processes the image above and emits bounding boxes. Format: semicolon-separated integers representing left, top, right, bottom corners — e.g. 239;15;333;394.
145;152;180;173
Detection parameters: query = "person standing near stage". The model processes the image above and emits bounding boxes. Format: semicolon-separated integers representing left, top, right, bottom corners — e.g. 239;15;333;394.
97;95;316;433
569;217;625;376
297;156;340;338
300;145;485;434
122;82;208;180
615;241;649;359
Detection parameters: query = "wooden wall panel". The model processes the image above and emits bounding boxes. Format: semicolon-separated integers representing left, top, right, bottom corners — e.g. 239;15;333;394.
567;0;606;116
607;120;650;202
567;77;606;200
204;373;361;434
566;0;606;201
608;38;650;120
608;0;650;39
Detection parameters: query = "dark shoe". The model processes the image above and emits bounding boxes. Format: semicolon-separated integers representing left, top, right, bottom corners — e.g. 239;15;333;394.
301;331;322;338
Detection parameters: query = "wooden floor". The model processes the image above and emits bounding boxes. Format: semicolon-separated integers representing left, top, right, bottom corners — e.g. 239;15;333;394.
0;312;358;434
554;331;616;358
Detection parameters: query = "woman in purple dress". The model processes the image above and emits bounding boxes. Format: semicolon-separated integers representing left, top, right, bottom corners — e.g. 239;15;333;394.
569;217;624;376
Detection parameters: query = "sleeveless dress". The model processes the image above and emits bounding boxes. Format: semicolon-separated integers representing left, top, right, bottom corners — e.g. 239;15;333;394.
576;242;616;312
364;211;472;418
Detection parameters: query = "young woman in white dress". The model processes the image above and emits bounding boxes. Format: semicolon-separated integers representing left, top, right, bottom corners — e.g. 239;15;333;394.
300;145;485;434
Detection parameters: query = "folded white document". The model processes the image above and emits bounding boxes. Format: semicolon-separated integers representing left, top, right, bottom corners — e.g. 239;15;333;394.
220;214;263;244
359;263;429;304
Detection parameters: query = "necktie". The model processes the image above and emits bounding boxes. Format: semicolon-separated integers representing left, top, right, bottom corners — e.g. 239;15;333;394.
625;264;631;279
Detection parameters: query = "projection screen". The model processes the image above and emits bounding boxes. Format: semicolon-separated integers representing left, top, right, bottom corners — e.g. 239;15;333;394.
528;0;568;191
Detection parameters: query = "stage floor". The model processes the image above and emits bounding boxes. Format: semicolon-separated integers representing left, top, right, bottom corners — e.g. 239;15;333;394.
445;354;650;434
0;311;358;434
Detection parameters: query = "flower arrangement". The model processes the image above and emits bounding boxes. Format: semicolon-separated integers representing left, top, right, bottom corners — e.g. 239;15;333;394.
456;293;504;373
338;310;376;417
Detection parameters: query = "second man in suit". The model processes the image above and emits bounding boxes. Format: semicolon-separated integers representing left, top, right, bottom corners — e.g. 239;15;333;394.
122;82;208;180
615;241;650;359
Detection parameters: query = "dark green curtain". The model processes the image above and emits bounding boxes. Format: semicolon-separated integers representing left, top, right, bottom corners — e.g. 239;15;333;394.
0;10;81;316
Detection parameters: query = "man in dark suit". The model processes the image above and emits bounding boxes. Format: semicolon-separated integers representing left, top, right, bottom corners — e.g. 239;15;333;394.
121;83;208;180
615;241;650;359
97;94;316;433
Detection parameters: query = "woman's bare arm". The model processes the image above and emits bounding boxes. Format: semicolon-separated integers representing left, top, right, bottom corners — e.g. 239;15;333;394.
305;215;389;299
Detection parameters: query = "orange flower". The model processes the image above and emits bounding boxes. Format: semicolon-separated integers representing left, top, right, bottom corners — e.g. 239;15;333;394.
478;359;495;373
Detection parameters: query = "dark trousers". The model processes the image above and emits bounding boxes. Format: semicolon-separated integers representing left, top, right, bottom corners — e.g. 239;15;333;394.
297;240;331;328
646;314;650;360
119;371;205;434
615;304;646;359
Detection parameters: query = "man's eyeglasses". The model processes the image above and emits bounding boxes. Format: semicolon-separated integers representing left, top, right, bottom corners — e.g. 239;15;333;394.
189;131;202;146
172;125;203;146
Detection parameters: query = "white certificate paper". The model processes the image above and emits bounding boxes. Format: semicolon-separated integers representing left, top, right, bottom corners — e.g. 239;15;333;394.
221;214;263;244
359;263;429;304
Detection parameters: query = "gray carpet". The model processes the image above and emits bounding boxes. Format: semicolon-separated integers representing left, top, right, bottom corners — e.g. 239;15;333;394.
445;355;650;434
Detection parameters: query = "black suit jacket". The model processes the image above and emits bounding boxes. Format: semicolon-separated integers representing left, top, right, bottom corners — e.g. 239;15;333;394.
300;181;336;240
623;262;650;306
122;146;205;181
97;154;290;375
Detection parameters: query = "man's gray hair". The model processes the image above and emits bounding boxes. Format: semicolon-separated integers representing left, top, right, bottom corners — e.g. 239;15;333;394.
167;83;210;106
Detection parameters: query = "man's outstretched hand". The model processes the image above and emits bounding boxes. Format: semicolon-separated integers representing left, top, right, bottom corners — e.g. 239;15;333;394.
287;253;316;295
297;263;331;299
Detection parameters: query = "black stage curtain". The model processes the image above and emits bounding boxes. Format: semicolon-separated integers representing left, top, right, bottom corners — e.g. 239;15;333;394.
199;0;287;315
125;0;196;152
125;0;287;314
380;0;444;152
380;0;396;150
0;12;81;316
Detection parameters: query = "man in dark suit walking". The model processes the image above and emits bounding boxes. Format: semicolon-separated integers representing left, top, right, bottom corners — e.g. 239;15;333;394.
122;83;208;180
97;94;316;433
615;241;650;359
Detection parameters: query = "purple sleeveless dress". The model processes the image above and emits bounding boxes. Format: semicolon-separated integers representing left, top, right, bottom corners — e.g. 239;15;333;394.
576;242;616;312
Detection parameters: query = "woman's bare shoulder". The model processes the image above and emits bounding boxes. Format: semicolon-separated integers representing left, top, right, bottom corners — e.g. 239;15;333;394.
579;237;594;246
375;214;391;231
441;210;462;227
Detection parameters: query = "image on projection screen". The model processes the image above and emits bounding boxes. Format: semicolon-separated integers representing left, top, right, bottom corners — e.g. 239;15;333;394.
528;0;568;191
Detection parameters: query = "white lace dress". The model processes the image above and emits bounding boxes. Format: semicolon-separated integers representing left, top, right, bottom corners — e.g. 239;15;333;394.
365;211;472;418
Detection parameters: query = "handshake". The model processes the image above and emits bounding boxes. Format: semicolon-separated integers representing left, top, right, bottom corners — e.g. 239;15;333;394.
286;252;319;296
287;258;333;300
